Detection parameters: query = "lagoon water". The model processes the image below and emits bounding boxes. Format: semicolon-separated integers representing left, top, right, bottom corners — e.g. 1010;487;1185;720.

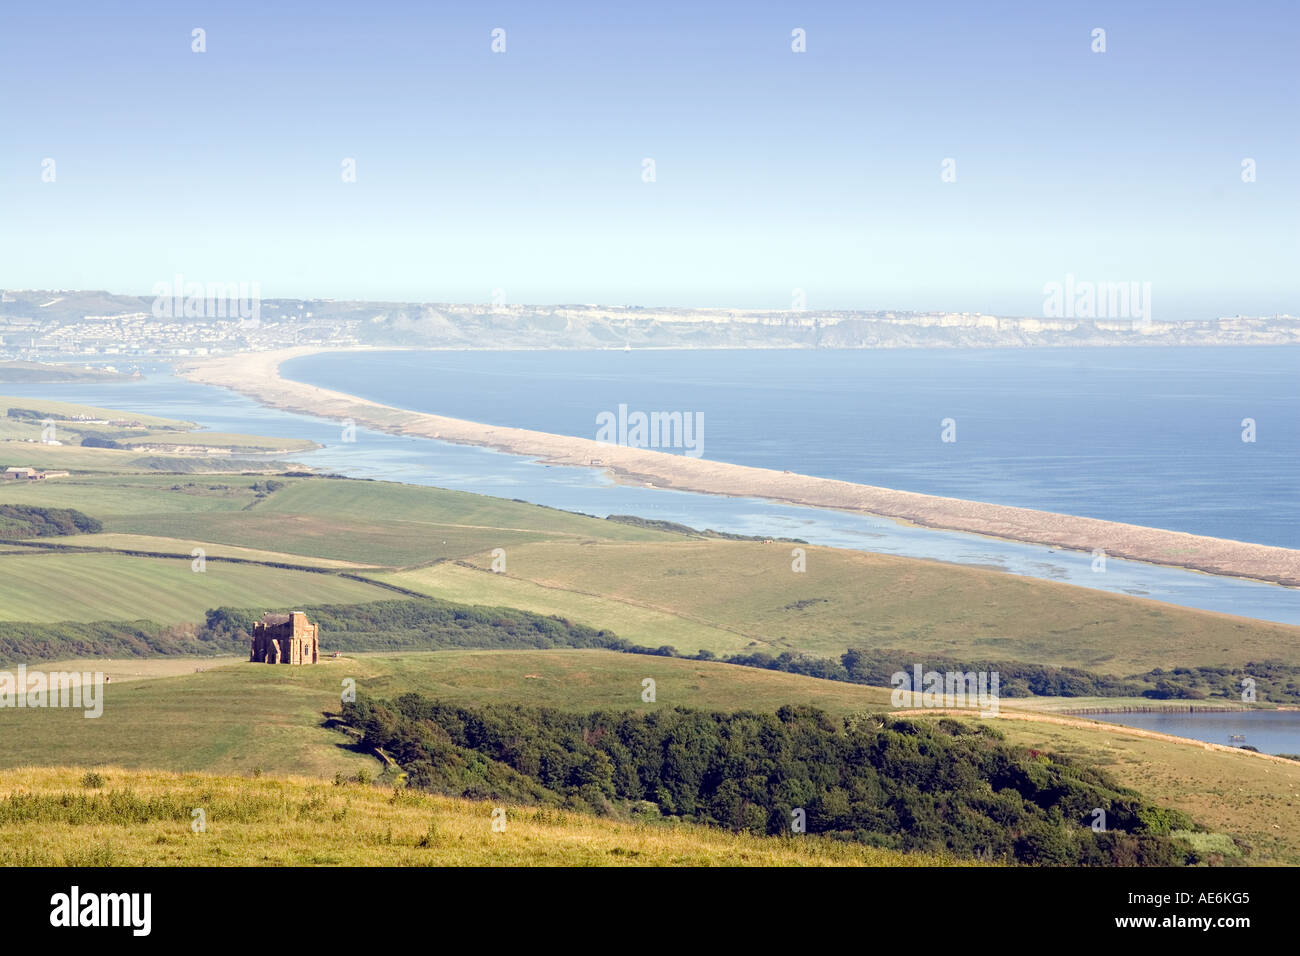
1088;710;1300;756
8;350;1299;626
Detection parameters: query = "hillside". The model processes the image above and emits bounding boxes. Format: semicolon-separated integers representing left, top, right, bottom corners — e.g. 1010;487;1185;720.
1;412;1297;866
5;650;1298;863
0;766;954;867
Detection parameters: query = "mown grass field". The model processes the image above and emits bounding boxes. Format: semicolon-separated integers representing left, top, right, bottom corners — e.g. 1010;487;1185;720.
0;767;958;866
0;551;392;622
0;474;674;566
47;533;376;569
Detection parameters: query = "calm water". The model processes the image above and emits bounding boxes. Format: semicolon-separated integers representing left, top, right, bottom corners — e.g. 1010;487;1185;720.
285;347;1300;549
5;364;1299;627
1089;710;1300;756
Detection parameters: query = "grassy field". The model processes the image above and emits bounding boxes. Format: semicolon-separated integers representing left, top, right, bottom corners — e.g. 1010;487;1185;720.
0;766;957;866
47;533;377;569
2;470;1297;672
0;650;893;777
0;551;393;622
0;394;192;429
26;656;246;683
378;539;1300;672
0;362;129;384
4;647;1297;863
114;430;317;453
0;474;674;566
382;561;754;654
0;474;277;517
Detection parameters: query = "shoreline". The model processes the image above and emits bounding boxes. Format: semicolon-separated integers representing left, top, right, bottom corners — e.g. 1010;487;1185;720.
176;346;1300;589
895;708;1300;764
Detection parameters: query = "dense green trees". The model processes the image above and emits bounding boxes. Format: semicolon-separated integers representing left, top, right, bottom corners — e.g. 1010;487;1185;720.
78;434;122;449
0;504;102;537
344;695;1198;865
0;620;196;663
722;646;1300;704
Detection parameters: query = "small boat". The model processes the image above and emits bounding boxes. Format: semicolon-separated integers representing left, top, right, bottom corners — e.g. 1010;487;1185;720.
1229;734;1246;741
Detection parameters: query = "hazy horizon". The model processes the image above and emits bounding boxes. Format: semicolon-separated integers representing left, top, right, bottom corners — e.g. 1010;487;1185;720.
2;0;1296;320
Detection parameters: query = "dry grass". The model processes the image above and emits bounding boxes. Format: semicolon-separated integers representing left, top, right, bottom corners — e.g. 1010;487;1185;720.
0;766;962;867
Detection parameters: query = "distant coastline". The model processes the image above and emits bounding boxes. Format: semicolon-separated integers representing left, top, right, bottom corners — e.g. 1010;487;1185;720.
7;290;1300;356
178;347;1300;589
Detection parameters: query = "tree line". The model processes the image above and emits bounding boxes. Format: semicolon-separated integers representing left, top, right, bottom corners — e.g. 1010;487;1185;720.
0;504;102;538
344;694;1206;866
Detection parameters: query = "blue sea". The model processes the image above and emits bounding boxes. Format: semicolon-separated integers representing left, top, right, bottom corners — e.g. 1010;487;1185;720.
284;347;1300;549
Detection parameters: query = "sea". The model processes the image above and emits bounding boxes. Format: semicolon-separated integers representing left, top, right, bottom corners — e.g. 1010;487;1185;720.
285;347;1300;548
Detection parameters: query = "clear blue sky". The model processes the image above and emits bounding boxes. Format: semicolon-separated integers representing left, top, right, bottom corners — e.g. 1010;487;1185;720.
1;0;1296;318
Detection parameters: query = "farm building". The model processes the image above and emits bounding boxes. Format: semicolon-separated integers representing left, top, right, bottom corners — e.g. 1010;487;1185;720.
2;466;69;480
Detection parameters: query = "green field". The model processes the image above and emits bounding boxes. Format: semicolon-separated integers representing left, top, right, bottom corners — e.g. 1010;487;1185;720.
378;539;1300;673
0;650;893;777
110;430;317;453
0;362;129;384
0;394;191;429
0;551;393;622
0;474;673;566
50;533;376;568
3;470;1297;673
383;561;753;654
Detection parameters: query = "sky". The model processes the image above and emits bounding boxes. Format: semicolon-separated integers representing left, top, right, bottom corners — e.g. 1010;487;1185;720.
1;0;1297;318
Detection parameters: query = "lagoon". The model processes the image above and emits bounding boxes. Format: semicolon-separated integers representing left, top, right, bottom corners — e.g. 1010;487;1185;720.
1088;710;1300;756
